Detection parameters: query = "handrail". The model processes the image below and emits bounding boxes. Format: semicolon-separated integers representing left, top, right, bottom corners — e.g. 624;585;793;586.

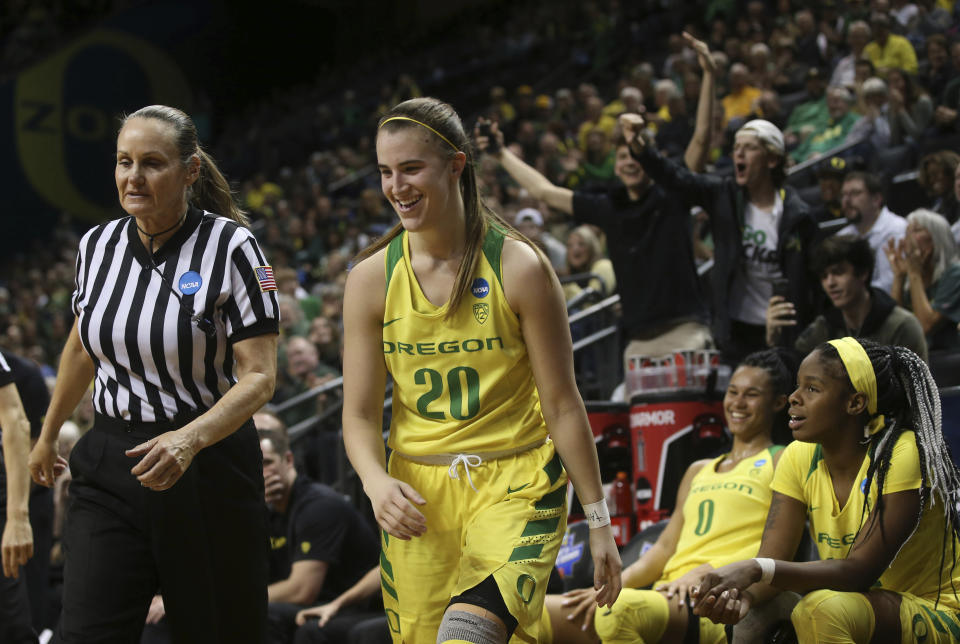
566;287;600;311
892;169;919;183
328;163;377;193
289;398;343;442
572;325;618;353
288;381;393;444
786;136;865;176
272;376;344;414
568;294;620;325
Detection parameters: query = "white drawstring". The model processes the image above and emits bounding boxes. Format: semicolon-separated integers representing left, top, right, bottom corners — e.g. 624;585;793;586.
448;454;482;491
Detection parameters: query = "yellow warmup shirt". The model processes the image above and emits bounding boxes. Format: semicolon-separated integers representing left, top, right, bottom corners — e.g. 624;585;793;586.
660;447;780;583
382;228;547;456
772;432;960;610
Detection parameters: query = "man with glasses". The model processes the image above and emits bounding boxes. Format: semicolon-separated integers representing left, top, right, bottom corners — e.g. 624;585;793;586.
835;171;906;293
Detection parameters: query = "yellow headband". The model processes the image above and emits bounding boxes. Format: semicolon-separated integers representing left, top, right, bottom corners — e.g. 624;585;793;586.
379;116;459;152
827;337;884;436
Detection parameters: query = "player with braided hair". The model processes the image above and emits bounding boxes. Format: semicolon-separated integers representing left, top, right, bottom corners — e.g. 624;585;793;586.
692;338;960;643
540;348;799;644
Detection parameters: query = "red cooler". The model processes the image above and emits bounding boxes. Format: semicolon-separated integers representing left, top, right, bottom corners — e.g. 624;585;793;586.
627;350;729;531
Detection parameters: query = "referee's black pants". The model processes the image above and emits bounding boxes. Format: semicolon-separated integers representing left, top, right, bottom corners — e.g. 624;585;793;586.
54;413;269;644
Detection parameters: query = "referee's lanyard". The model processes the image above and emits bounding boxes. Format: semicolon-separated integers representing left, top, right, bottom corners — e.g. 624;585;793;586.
139;211;216;338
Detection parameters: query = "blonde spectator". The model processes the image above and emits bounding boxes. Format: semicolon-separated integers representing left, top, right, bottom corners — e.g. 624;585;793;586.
561;225;616;301
888;209;960;350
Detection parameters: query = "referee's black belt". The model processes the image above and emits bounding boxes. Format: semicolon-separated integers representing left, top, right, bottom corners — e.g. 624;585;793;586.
93;410;207;438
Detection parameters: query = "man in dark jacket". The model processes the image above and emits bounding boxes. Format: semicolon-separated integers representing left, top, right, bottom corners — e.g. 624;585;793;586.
620;114;819;363
766;236;927;361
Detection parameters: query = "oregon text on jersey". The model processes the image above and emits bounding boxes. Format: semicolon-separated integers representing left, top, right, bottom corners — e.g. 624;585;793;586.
383;336;507;356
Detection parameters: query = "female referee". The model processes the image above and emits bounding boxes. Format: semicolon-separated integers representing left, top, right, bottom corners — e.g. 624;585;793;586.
28;105;279;643
342;97;621;644
692;338;960;643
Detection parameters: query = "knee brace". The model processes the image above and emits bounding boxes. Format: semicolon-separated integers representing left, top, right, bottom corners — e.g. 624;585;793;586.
593;589;670;644
436;609;508;644
448;575;518;637
791;589;875;644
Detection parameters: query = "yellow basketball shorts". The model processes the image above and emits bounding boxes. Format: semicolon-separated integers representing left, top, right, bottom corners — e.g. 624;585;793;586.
592;587;727;644
898;593;960;643
380;440;568;644
791;589;960;643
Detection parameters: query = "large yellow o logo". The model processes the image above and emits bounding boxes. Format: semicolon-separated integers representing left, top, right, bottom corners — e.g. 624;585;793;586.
15;29;193;223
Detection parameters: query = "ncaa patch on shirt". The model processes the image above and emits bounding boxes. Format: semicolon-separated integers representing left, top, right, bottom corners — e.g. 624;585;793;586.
255;266;277;292
471;277;489;298
178;271;203;295
753;458;767;467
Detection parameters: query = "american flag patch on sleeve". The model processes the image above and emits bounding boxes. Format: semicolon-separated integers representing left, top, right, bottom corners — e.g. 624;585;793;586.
255;266;277;292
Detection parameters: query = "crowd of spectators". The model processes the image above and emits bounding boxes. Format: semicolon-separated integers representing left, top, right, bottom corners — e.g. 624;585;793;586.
0;0;122;81
4;0;960;425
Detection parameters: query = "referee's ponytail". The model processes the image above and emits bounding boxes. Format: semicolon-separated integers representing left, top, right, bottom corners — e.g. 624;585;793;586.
122;105;249;227
194;148;249;227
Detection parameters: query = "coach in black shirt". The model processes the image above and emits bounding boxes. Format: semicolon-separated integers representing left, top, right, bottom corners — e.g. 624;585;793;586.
256;413;379;644
29;105;280;643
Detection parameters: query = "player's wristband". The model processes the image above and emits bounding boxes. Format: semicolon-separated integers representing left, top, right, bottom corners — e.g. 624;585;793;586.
582;499;611;529
754;557;776;584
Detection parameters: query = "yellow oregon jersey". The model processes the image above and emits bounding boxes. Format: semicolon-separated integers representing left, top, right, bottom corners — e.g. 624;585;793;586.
660;447;780;583
382;228;547;456
773;432;960;610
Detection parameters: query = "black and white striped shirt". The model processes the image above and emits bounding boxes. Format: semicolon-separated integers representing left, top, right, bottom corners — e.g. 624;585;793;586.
72;207;280;423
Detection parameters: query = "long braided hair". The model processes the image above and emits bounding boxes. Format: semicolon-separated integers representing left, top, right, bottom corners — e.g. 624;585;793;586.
818;340;960;602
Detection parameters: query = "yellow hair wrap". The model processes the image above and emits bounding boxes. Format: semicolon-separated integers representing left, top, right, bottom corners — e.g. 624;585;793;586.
379;116;459;152
827;337;885;436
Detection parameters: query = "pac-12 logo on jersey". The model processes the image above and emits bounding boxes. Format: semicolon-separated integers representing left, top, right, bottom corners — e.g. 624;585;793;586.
471;277;490;298
178;271;203;295
473;303;489;324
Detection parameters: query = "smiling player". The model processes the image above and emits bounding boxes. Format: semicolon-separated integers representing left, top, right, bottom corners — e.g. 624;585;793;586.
692;339;960;643
341;97;621;644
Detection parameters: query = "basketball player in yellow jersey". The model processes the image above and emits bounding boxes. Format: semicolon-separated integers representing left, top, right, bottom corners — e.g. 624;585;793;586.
693;339;960;643
342;97;621;644
540;349;797;644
